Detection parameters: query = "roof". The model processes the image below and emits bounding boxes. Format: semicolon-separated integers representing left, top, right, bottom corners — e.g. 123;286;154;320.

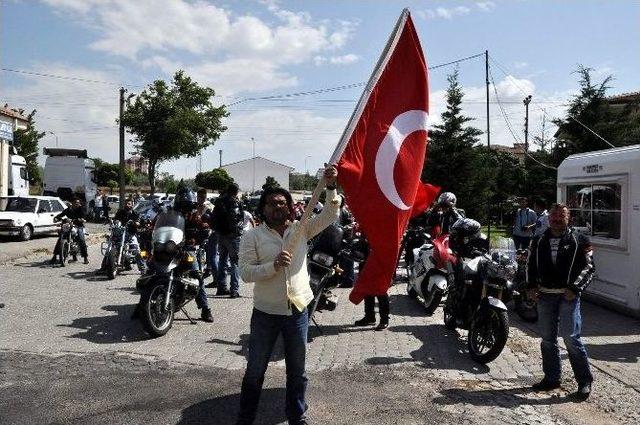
222;156;295;170
0;105;29;122
563;143;640;161
606;91;640;105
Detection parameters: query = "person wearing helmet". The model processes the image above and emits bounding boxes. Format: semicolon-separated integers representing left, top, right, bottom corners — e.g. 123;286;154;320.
173;185;214;323
426;191;464;236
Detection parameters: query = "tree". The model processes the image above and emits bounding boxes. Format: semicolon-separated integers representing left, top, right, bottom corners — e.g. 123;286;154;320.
157;172;178;194
289;173;319;191
12;110;45;185
121;70;228;194
262;176;280;190
194;168;234;191
93;158;132;187
422;69;484;218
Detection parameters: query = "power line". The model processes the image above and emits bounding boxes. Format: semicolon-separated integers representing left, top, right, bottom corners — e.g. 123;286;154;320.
488;55;616;149
1;67;119;86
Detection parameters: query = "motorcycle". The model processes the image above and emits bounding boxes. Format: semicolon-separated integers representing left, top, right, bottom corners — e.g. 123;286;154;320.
443;219;514;364
307;223;369;327
406;230;457;315
101;219;143;280
511;248;538;322
55;218;81;267
134;210;204;337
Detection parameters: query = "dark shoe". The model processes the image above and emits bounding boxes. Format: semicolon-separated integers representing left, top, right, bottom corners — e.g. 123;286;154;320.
531;379;561;391
83;257;89;264
354;316;376;326
203;268;211;279
375;321;389;331
201;308;214;323
230;291;241;298
575;382;592;401
216;287;230;296
49;257;57;265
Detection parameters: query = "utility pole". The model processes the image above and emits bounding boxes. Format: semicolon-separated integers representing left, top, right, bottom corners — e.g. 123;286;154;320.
540;109;547;151
218;149;222;168
523;95;532;153
485;49;491;242
119;87;126;205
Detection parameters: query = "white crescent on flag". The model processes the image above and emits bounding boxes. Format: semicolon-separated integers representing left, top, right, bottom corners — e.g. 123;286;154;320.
374;110;429;210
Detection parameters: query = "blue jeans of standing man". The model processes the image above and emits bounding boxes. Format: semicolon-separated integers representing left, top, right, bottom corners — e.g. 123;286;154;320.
205;231;219;281
238;308;309;425
189;253;209;311
537;293;593;385
216;233;240;293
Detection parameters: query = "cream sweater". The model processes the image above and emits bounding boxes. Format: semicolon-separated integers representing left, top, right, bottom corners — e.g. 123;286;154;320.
239;189;340;315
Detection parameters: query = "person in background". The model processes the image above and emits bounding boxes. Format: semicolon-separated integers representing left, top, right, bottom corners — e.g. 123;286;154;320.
533;198;550;238
196;188;217;282
213;183;244;298
94;189;104;221
527;203;595;401
512;197;537;249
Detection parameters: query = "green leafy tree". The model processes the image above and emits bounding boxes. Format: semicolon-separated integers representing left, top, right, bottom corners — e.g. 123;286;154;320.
157;172;178;194
262;176;280;190
93;158;132;186
422;69;484;218
289;173;319;191
121;70;228;194
195;168;234;191
12;110;45;185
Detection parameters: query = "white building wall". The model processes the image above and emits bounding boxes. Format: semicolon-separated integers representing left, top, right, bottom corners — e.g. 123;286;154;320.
223;157;293;192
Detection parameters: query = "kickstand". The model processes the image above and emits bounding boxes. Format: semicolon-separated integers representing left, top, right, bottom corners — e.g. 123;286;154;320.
311;315;323;335
181;307;198;325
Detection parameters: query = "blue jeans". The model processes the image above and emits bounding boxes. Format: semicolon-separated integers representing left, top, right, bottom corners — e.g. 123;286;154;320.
238;308;309;425
189;253;209;311
537;293;593;384
339;256;355;287
216;234;240;292
205;232;219;280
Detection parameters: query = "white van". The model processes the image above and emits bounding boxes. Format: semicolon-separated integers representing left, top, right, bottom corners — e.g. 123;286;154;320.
42;148;97;213
557;144;640;317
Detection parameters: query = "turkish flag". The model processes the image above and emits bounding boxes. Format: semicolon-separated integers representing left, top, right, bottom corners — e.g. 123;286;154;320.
335;11;429;304
410;182;440;218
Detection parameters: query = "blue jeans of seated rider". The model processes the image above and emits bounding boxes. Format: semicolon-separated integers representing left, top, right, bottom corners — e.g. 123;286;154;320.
216;233;240;292
206;231;219;279
238;307;309;425
189;255;209;310
537;293;593;385
339;256;355;287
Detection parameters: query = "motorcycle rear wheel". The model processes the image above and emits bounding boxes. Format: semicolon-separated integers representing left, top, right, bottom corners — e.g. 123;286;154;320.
468;307;509;364
140;284;174;337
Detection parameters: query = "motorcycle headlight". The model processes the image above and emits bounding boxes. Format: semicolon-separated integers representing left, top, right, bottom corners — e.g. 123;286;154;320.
312;252;334;266
153;240;179;262
140;250;148;258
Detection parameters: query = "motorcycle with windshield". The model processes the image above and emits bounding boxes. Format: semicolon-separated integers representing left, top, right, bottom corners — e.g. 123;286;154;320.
442;219;516;364
135;210;205;337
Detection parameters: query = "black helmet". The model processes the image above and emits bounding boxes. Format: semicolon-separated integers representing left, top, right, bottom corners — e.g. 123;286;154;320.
173;186;197;215
450;218;481;239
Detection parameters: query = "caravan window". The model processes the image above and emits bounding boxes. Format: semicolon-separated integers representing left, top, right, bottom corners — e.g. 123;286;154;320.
20;167;28;181
566;183;621;239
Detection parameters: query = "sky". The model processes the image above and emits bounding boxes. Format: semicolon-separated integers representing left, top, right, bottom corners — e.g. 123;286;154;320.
1;0;638;178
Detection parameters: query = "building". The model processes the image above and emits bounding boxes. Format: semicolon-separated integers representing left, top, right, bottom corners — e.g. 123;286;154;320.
490;142;526;163
0;105;29;142
125;155;149;174
222;156;294;192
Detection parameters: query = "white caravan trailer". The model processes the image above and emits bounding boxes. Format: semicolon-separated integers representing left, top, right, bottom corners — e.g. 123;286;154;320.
557;144;640;317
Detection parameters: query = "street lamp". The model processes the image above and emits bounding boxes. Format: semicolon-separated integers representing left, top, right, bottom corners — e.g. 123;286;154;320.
48;131;58;147
523;95;532;153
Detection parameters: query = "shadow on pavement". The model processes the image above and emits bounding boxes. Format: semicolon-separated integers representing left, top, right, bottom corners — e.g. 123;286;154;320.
13;259;57;269
433;385;577;408
365;324;490;375
66;270;111;281
177;387;287;425
306;322;386;342
58;304;148;343
208;334;286;363
585;341;640;363
388;293;434;317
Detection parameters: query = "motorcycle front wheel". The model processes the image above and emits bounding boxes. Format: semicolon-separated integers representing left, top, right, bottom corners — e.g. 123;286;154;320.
468;307;509;364
140;284;174;337
60;240;70;267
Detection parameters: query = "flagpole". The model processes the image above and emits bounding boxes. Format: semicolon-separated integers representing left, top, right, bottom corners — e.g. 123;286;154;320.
485;49;492;244
329;8;411;165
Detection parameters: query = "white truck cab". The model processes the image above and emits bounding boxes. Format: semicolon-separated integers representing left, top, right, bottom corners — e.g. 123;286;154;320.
0;141;29;197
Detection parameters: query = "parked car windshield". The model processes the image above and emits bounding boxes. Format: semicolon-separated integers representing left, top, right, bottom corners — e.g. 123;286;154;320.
0;197;38;213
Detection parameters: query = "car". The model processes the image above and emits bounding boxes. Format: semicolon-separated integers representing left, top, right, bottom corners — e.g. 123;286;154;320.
0;195;67;241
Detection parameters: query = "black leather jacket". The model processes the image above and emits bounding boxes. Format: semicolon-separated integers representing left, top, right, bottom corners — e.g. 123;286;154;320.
55;207;86;227
527;227;595;294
